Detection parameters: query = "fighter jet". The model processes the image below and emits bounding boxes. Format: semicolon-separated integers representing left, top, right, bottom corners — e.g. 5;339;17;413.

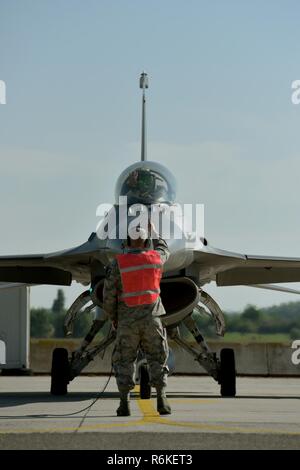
1;72;300;397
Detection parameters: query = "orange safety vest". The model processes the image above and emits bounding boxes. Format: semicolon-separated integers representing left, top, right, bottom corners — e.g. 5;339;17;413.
116;250;163;307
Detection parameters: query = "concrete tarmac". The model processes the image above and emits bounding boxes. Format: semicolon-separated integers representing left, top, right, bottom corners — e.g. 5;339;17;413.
0;376;299;449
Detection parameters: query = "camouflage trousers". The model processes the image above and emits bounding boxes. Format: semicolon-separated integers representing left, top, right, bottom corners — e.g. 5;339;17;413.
112;315;169;392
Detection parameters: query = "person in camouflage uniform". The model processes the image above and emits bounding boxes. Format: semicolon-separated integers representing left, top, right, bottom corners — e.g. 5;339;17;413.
103;224;171;416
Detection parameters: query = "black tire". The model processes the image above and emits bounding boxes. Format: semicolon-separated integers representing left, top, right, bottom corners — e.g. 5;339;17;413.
50;348;70;395
139;364;151;399
220;348;236;397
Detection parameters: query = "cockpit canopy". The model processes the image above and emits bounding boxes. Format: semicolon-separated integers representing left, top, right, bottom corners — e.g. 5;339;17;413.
115;161;177;205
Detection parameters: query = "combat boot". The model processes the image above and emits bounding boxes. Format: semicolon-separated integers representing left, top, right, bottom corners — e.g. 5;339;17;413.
116;391;131;416
156;387;171;415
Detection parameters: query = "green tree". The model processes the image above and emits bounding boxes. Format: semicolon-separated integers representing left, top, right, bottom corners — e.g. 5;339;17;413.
242;305;261;323
290;327;300;340
52;289;65;314
30;308;54;338
50;288;93;338
51;289;67;337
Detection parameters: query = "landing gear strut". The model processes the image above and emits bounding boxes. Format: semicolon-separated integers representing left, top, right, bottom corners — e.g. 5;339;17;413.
50;331;116;395
51;286;236;398
168;307;237;397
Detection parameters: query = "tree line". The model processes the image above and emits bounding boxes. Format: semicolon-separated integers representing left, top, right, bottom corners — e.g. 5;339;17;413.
30;289;92;338
191;303;300;340
31;289;300;340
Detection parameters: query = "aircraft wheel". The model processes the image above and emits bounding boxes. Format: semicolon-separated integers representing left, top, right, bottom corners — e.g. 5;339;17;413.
139;364;151;399
50;348;70;395
220;348;236;397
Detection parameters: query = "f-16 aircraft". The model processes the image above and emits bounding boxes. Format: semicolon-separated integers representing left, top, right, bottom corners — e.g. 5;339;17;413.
1;72;300;397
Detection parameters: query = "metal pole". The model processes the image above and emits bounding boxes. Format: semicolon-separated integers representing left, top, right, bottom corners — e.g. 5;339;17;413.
139;72;148;161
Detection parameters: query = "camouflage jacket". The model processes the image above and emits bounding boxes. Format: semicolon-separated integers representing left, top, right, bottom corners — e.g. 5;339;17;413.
103;238;170;323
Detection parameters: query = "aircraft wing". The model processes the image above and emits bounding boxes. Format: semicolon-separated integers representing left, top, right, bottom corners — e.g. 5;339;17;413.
3;235;300;289
0;233;117;286
193;245;300;286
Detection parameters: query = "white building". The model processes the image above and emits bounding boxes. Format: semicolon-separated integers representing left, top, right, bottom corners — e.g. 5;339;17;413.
0;286;30;373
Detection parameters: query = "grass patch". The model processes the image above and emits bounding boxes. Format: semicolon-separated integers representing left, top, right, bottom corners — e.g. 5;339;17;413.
210;332;292;343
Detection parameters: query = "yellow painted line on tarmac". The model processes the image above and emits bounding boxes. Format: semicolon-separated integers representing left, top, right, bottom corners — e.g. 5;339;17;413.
0;386;145;434
137;398;159;418
135;388;300;435
1;385;300;435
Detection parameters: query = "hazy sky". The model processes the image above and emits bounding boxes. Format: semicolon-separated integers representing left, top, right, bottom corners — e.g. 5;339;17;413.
1;0;300;311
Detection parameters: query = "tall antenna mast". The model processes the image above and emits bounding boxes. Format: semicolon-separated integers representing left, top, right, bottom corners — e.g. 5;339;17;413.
139;71;148;161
